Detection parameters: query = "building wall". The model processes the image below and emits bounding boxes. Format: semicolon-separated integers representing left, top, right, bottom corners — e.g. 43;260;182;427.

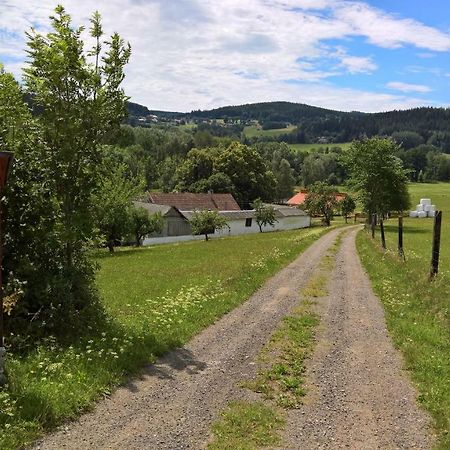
216;215;311;236
143;215;311;246
155;216;192;237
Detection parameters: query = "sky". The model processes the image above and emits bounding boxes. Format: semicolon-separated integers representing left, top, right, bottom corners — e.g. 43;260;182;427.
1;0;450;113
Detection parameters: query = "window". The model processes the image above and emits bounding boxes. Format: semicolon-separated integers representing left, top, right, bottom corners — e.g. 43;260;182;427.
245;218;252;227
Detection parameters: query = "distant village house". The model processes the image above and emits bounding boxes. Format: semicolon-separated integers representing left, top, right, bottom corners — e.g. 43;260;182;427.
135;192;311;245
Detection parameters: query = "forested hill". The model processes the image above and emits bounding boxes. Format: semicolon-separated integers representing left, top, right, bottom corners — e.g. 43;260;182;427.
126;100;450;148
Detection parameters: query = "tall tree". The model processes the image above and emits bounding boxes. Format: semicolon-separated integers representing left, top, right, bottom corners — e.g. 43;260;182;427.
274;158;295;201
341;137;410;216
24;6;130;274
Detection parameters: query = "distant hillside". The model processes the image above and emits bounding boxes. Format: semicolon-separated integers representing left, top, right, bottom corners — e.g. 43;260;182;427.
126;100;450;150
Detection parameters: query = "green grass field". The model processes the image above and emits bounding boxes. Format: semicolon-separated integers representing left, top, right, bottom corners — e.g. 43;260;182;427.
288;142;352;153
357;182;450;448
243;124;297;138
2;226;331;450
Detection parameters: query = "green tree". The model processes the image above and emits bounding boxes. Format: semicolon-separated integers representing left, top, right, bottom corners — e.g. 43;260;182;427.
274;158;295;201
391;131;424;150
341;137;410;217
339;195;356;223
94;164;143;252
130;207;163;246
303;182;337;226
24;5;130;262
251;198;278;232
214;142;276;205
189;210;228;241
0;67;68;329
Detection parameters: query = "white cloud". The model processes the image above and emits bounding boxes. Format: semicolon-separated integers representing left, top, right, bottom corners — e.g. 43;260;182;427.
333;46;377;74
0;0;448;112
386;81;432;93
333;2;450;51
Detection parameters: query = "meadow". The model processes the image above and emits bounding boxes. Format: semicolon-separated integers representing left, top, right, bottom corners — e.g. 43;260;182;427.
357;182;450;448
1;226;331;450
288;142;352;153
243;124;297;138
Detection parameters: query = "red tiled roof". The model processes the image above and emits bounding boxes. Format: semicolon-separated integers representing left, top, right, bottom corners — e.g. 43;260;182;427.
287;189;346;206
147;192;241;211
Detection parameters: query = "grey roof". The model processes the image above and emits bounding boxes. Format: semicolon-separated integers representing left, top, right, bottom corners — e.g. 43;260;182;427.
133;201;174;216
270;205;308;217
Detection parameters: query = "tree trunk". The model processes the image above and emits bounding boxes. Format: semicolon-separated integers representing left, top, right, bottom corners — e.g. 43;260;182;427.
259;224;262;233
107;240;115;253
205;233;209;241
135;233;142;247
344;215;348;223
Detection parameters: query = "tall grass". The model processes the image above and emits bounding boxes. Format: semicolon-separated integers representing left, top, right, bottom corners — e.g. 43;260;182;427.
357;182;450;448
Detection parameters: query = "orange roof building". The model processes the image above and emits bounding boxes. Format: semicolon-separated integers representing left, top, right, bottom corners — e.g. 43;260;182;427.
287;189;346;206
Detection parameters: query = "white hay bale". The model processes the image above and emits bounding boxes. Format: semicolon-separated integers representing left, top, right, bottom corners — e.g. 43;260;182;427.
416;204;424;211
424;204;432;212
418;211;427;218
428;210;436;218
420;198;431;206
409;211;419;218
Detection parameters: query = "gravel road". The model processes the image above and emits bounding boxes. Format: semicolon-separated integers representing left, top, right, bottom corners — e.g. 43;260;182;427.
281;228;434;449
35;227;433;449
35;228;343;450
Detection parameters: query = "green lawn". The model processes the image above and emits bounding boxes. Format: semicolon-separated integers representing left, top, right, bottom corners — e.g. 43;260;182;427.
243;125;297;138
357;182;450;449
2;226;331;450
288;142;352;153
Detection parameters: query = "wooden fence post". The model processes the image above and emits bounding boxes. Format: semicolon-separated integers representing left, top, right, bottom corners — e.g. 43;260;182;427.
398;215;405;260
380;217;386;249
429;210;442;280
371;214;376;239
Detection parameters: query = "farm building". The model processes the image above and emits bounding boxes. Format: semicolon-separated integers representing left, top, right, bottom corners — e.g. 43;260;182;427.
287;189;346;206
136;193;311;245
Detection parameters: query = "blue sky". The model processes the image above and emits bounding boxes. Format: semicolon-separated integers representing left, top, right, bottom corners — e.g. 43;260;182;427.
1;0;450;112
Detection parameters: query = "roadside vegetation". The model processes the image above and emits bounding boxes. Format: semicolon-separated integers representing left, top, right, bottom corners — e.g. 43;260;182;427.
208;401;285;450
356;182;450;449
1;227;329;449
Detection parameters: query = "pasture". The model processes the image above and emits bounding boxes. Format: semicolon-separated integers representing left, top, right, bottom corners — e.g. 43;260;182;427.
288;142;352;153
2;226;329;450
357;182;450;449
243;124;297;138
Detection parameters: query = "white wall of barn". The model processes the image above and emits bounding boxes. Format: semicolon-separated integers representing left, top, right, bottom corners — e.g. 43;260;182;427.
142;215;311;246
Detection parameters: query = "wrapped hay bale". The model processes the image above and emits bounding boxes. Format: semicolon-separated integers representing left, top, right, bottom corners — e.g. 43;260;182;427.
409;211;419;218
418;211;427;218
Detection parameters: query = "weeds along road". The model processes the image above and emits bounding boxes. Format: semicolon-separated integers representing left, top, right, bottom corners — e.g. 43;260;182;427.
35;227;433;450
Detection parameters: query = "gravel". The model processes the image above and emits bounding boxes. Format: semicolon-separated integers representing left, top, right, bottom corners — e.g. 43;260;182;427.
35;227;434;449
34;228;342;450
280;228;434;449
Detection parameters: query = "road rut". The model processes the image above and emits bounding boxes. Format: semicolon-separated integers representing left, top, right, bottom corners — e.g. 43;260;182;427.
35;228;343;449
281;228;433;449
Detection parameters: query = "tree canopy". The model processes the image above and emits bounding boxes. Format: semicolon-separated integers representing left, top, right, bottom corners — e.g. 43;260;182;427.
341;137;410;216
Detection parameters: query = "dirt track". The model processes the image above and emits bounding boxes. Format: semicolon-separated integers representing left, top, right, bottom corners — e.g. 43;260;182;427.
281;228;433;449
35;227;433;449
